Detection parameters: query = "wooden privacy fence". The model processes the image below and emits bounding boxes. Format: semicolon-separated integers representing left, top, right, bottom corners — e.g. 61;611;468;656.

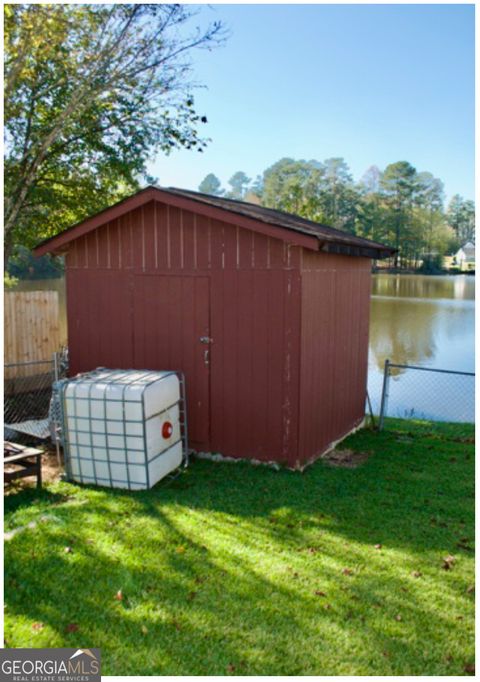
4;291;60;378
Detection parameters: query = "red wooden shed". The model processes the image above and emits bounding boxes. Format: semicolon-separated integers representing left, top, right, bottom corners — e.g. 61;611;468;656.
35;186;394;469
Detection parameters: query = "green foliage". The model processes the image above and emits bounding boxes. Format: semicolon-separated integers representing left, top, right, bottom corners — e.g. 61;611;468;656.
447;195;475;244
418;253;445;274
4;272;18;289
4;4;225;256
4;420;474;675
262;158;325;220
226;171;251;200
7;245;64;280
198;173;224;196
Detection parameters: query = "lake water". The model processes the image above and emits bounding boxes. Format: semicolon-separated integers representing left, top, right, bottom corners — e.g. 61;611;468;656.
368;274;475;422
10;273;475;423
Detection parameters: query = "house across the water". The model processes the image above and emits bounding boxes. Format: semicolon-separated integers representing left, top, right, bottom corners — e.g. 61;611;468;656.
446;242;475;272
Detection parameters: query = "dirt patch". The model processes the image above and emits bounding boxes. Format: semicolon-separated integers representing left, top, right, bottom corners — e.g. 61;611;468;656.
321;448;371;468
4;446;64;492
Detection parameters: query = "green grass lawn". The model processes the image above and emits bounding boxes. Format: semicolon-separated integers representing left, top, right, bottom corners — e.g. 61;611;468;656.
4;419;475;675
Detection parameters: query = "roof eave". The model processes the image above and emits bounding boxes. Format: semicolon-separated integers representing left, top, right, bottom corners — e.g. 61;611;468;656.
320;241;395;259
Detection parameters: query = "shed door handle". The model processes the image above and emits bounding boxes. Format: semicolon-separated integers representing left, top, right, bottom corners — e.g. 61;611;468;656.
204;349;210;366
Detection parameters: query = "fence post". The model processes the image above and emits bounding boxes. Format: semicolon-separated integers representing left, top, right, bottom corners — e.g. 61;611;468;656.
378;358;390;431
52;351;62;467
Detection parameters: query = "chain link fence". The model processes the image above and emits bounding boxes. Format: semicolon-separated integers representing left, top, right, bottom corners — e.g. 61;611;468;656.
377;360;475;434
4;350;68;442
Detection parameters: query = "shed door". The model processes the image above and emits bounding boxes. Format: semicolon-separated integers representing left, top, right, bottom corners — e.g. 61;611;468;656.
133;275;211;450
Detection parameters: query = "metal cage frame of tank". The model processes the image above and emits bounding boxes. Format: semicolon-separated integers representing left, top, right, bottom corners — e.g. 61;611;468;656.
59;368;189;490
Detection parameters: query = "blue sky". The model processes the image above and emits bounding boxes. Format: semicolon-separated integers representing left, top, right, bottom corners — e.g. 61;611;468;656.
148;4;475;203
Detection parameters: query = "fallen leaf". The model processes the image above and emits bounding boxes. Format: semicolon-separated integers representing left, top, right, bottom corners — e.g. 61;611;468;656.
314;591;327;597
395;614;402;621
32;622;44;631
65;623;78;633
176;546;186;554
324;603;332;610
464;663;475;675
342;568;353;576
114;590;123;601
411;571;422;578
227;664;236;673
64;546;73;554
442;555;456;570
374;544;382;550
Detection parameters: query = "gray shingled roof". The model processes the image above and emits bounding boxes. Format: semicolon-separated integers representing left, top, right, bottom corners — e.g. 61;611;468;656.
165;187;395;257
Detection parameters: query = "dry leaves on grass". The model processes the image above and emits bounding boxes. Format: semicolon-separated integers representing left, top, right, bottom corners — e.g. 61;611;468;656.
322;449;371;468
31;622;44;631
442;555;456;570
114;590;123;601
65;623;79;633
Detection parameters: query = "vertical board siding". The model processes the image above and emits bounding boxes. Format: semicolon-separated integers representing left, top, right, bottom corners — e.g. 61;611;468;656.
298;255;371;462
66;269;133;373
67;201;299;275
4;291;60;376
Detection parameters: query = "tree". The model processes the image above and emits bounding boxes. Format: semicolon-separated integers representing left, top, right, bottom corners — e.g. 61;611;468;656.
320;158;354;227
4;4;225;258
380;161;418;267
198;173;224;196
249;175;264;201
226;171;251;200
447;195;475;244
262;158;325;220
358;165;381;195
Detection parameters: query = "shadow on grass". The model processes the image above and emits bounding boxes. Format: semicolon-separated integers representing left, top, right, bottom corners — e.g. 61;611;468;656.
4;493;473;675
4;421;475;674
4;486;68;516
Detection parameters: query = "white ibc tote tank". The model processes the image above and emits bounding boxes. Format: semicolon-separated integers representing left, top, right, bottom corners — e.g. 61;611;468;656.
59;369;187;489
